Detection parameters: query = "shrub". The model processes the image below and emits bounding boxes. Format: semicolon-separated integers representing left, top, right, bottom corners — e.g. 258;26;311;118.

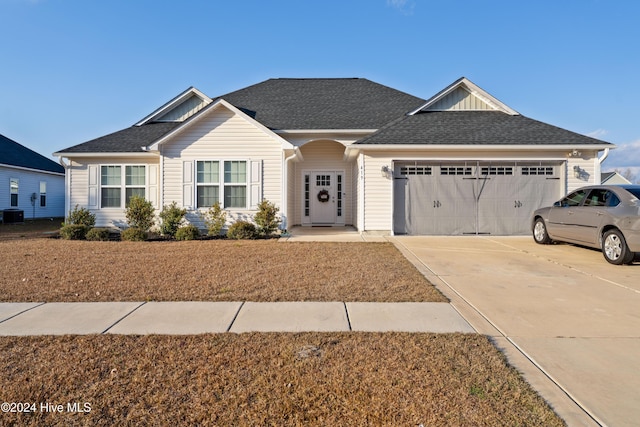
125;196;155;232
159;202;187;237
86;227;111;241
201;202;227;237
254;199;281;237
227;220;257;239
60;224;90;240
65;205;96;227
121;227;148;241
175;224;201;241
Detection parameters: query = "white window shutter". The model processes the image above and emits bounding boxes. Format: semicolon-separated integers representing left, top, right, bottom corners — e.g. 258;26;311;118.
88;165;99;208
148;164;158;208
249;160;262;209
182;161;193;209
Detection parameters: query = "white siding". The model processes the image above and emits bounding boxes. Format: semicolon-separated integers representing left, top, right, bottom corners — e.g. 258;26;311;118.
566;151;601;192
291;140;354;226
0;166;65;219
67;157;160;227
160;107;283;228
157;95;208;122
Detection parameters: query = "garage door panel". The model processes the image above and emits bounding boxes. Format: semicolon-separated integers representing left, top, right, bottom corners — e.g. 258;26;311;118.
393;162;561;236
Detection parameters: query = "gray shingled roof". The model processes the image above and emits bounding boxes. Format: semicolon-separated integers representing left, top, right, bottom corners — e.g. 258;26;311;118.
218;78;426;130
355;111;613;146
55;122;181;153
0;134;64;174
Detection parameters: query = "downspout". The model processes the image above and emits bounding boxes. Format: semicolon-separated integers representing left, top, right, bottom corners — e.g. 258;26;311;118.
57;156;70;221
596;148;610;184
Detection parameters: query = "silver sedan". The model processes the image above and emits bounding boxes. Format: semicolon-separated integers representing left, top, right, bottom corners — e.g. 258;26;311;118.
532;185;640;264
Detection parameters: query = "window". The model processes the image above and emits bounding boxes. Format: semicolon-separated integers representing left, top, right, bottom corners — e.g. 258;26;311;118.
196;161;219;208
195;160;247;208
441;166;472;176
400;166;432;175
584;189;620;207
39;182;46;207
560;190;588;207
100;165;147;208
10;178;18;207
224;161;247;208
522;166;554;176
481;166;513;175
304;174;310;217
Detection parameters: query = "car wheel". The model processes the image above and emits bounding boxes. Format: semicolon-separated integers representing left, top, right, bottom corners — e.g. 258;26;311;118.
533;218;552;244
602;229;635;265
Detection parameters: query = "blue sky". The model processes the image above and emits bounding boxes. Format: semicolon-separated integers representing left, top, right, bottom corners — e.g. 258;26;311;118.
1;0;639;178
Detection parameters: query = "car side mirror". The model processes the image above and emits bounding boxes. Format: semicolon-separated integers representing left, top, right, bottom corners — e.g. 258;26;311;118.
553;201;562;207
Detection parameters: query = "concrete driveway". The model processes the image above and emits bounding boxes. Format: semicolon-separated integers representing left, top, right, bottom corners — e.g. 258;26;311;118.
390;236;640;427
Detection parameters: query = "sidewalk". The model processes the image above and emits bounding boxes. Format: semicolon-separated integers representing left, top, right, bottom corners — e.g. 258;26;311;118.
0;301;474;336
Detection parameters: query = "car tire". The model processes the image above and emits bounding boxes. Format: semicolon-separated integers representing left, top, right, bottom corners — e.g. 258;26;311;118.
602;229;635;265
533;218;552;244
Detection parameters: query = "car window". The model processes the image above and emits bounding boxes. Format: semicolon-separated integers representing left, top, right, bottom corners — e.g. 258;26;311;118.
625;188;640;199
561;190;588;207
606;191;620;207
584;190;621;207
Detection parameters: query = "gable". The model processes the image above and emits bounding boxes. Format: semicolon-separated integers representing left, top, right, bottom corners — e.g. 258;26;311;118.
424;86;495;111
411;77;518;115
155;93;209;122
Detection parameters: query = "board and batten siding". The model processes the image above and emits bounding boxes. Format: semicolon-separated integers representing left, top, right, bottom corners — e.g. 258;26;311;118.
160;107;283;227
292;140;354;226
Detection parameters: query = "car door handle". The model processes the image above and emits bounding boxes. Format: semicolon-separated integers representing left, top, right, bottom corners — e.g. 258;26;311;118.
596;211;604;216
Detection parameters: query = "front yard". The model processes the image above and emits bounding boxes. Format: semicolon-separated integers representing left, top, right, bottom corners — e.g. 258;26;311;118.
0;229;565;425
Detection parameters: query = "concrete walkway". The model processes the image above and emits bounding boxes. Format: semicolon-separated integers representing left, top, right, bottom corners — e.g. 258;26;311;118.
0;301;474;336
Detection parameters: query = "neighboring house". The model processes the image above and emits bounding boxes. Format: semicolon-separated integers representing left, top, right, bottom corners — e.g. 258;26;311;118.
54;77;614;235
601;171;632;185
1;134;65;220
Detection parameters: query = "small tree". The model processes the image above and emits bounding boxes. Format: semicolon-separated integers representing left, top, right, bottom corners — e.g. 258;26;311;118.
125;196;155;232
159;201;187;238
254;199;281;237
201;201;227;236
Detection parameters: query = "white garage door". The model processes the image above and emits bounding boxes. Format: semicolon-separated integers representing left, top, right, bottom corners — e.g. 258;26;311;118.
393;162;562;235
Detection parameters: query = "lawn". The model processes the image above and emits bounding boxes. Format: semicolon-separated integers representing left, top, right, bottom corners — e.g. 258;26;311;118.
0;225;565;425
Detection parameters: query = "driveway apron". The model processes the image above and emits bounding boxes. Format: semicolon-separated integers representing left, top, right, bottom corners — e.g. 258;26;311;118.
391;236;640;427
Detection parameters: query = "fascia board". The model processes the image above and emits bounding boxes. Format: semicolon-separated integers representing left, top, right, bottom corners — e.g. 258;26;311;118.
147;99;295;150
52;152;160;159
0;163;65;176
274;129;378;135
134;87;212;126
346;143;616;152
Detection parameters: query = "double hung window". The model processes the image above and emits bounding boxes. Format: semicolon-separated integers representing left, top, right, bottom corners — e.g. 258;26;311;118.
10;178;18;207
101;165;146;208
196;160;247;208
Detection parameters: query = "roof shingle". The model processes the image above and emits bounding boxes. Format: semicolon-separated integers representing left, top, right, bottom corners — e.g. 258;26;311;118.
0;134;64;174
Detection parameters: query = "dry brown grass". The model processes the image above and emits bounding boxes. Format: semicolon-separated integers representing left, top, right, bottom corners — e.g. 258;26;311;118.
0;225;564;425
0;239;446;303
0;218;62;240
0;333;564;426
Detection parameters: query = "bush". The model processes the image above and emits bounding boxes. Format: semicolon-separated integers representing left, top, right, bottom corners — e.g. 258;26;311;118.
65;205;96;227
227;220;257;240
201;202;227;237
175;224;201;241
121;227;148;241
86;227;111;241
60;224;90;240
254;199;281;237
125;196;155;231
159;202;187;237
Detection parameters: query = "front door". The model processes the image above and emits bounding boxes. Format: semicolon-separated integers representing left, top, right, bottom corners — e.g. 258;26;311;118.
310;172;336;224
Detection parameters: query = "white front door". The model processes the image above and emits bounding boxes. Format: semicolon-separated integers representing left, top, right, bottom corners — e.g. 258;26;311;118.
310;172;336;224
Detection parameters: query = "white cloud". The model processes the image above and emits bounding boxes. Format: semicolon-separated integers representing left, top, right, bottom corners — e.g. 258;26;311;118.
587;128;608;139
602;139;640;182
387;0;415;14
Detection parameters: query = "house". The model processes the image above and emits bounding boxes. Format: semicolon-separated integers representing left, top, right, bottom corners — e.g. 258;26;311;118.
53;77;614;235
1;134;65;221
601;171;632;185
